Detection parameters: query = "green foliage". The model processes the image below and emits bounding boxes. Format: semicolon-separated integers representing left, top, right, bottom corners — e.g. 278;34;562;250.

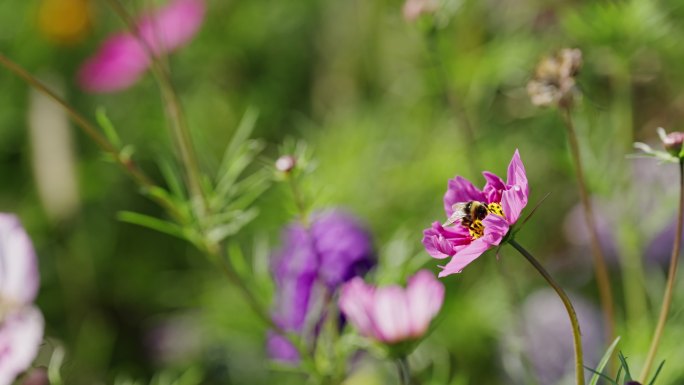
4;0;684;384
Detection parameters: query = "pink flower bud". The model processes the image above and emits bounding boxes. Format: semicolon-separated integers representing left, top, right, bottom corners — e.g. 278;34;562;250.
662;131;684;156
275;155;296;173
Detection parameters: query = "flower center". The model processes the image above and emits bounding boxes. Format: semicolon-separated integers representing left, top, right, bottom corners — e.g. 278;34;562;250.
465;202;504;239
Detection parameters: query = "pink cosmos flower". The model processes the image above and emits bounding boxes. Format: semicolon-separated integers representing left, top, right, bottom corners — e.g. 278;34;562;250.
422;150;529;277
338;270;444;344
0;214;44;385
78;0;205;93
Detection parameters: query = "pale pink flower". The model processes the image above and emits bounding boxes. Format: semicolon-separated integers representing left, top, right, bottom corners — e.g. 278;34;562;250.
0;214;44;385
338;270;444;344
78;0;205;93
422;150;529;277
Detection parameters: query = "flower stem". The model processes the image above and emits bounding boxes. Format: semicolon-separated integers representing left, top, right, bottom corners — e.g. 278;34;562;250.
105;0;208;217
639;159;684;382
560;107;616;351
288;175;309;226
396;356;411;385
509;238;585;385
0;53;184;221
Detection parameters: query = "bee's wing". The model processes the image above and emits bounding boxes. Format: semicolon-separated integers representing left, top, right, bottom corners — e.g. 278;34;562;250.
443;203;468;226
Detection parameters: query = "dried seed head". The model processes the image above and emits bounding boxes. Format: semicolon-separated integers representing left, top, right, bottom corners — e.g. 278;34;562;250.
527;48;582;108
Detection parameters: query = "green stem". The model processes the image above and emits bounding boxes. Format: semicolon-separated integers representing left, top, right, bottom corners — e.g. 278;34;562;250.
509;238;585;385
396;356;411;385
287;175;309;226
105;0;208;217
0;53;184;220
639;159;684;382
560;107;617;352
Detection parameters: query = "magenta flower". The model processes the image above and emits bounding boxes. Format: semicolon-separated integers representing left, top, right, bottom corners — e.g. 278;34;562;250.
0;214;44;385
338;270;444;345
422;150;529;277
78;0;205;93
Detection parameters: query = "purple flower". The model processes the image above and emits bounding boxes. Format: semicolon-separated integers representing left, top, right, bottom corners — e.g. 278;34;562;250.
422;150;529;277
78;0;205;93
0;214;44;385
338;270;444;344
268;210;375;362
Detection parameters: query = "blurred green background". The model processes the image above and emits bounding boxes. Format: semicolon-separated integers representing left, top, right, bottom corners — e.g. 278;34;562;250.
3;0;684;384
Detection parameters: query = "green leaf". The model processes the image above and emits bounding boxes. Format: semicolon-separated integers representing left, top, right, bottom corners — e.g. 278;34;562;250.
95;107;122;148
584;366;618;385
227;241;249;279
648;360;666;385
218;107;259;176
157;158;186;200
118;211;190;241
618;351;632;381
215;140;265;200
588;336;621;385
206;209;259;243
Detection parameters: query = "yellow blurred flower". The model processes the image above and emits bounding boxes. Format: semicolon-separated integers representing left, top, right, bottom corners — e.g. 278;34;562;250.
37;0;91;45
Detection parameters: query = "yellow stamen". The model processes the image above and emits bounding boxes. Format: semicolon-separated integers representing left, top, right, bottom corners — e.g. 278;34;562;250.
466;203;505;239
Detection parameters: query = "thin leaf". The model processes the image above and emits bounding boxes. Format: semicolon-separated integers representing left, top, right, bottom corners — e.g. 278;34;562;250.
227;241;249;279
584;366;618;385
215;140;265;199
618;352;632;381
218;107;259;176
118;211;189;241
589;336;621;385
206;209;259;243
158;158;186;200
648;360;666;385
96;107;122;148
512;192;551;237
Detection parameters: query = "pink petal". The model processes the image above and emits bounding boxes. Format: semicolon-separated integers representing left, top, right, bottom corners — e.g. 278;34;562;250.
138;0;206;54
406;270;444;337
422;222;471;259
501;185;527;224
480;214;509;245
506;149;529;198
0;214;39;305
0;307;44;385
444;176;486;217
372;286;412;343
78;34;150;93
339;278;376;338
438;237;491;277
482;171;506;203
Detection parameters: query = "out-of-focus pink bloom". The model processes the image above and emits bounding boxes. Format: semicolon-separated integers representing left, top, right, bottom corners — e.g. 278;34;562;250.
422;150;529;277
402;0;439;22
78;0;205;93
0;214;44;385
338;270;444;344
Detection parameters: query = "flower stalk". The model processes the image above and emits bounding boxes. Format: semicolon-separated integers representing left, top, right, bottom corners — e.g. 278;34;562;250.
560;106;616;350
0;53;186;221
639;159;684;382
509;238;585;385
105;0;208;216
396;356;411;385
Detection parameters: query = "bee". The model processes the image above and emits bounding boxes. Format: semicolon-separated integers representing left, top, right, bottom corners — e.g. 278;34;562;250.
444;201;505;237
